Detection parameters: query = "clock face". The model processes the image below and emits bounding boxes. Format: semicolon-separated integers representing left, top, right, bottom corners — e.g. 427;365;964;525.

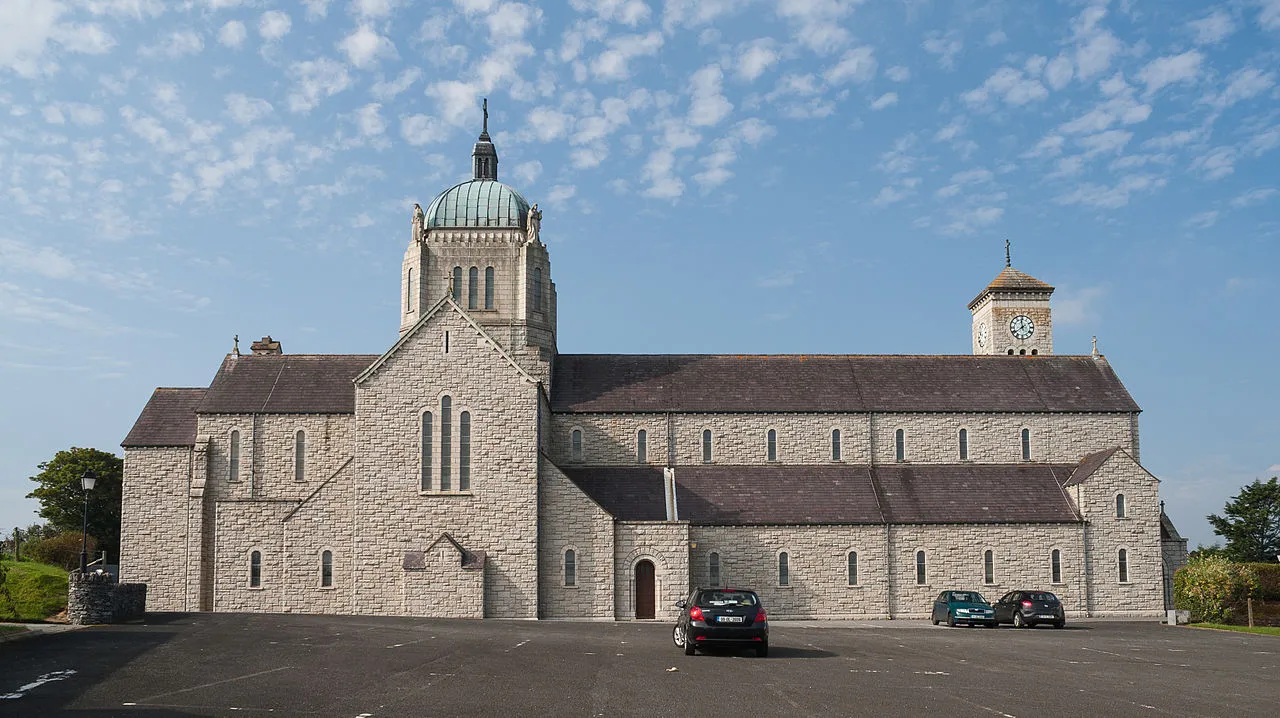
1009;315;1035;340
977;322;989;347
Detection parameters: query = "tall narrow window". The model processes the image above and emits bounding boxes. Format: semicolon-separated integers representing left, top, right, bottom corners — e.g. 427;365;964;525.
1115;493;1126;518
459;411;471;490
832;429;842;461
484;266;494;309
767;429;777;462
250;550;262;588
406;268;413;312
420;412;433;491
915;550;927;585
468;266;479;309
848;551;859;586
571;429;582;462
321;550;333;588
294;430;306;482
702;430;712;463
958;428;969;461
1118;548;1129;583
895;429;905;462
984;550;994;584
709;552;721;587
564;549;576;586
1051;549;1062;583
229;429;240;482
636;429;647;463
452;266;463;302
778;552;790;586
440;396;452;491
1021;428;1031;461
532;267;543;312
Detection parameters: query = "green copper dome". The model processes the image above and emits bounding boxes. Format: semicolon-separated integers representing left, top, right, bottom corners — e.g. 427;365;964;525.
424;179;529;229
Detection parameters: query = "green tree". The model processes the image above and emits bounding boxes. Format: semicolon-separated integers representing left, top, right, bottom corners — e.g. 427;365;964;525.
26;448;124;562
1207;477;1280;563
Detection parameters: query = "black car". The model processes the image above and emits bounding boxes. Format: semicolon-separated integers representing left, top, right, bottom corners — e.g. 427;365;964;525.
993;590;1066;628
672;588;769;657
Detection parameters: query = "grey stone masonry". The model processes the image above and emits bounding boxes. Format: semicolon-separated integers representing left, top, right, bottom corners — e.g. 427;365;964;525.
68;572;146;625
119;447;192;611
539;461;615;619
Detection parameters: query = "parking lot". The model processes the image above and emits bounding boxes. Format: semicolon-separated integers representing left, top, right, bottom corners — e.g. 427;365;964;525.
1;614;1277;717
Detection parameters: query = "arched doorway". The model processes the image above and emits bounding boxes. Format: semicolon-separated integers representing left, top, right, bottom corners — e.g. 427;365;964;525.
634;560;655;619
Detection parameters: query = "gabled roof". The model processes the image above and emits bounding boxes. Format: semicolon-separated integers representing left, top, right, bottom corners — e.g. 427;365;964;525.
425;532;486;569
1062;447;1122;487
968;266;1055;308
551;355;1140;414
122;388;207;447
1160;512;1184;542
197;354;377;414
560;463;1081;525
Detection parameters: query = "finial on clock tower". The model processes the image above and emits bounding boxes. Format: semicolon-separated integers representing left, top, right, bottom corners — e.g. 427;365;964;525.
1092;335;1099;359
1005;238;1011;268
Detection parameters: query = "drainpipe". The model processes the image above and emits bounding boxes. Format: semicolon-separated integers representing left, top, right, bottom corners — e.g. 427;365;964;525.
250;413;258;500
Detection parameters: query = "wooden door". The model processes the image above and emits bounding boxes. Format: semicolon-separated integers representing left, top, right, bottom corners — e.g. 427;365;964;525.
635;560;655;619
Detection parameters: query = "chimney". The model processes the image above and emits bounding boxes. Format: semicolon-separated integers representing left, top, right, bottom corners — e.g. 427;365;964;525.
250;335;282;355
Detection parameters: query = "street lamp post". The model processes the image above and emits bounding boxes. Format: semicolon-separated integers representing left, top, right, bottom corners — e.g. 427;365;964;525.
79;469;97;574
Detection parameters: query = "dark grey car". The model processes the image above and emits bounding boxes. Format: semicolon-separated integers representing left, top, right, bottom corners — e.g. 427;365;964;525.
672;588;769;657
993;590;1066;628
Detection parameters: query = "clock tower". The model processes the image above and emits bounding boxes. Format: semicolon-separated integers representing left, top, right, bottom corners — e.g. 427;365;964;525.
968;244;1054;356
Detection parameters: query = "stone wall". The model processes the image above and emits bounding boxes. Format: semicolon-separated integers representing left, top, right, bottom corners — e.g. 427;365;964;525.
402;538;485;618
212;501;293;612
614;522;689;621
119;446;191;611
1162;537;1188;610
281;458;356;615
68;573;147;625
870;413;1133;465
112;582;147;622
197;413;354;502
538;462;614;619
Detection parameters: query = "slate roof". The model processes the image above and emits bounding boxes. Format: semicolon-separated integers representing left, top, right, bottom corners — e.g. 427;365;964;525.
1160;512;1184;542
969;266;1055;308
551;355;1140;414
121;388;208;447
1062;447;1121;487
197;354;378;414
559;463;1081;525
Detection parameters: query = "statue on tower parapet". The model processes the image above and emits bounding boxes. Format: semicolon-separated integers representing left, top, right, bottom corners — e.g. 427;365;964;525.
526;203;542;245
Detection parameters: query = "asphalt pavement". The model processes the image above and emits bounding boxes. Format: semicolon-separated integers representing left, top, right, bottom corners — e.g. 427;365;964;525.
1;613;1277;717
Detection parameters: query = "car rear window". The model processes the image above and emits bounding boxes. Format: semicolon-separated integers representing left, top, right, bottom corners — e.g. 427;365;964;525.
949;592;986;603
1028;592;1058;602
697;590;758;607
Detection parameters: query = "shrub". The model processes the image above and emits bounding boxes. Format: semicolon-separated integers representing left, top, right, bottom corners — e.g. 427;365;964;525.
1244;563;1280;601
24;532;98;572
1174;555;1259;624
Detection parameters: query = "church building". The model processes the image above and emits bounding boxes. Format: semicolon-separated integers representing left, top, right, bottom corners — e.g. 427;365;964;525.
119;114;1187;621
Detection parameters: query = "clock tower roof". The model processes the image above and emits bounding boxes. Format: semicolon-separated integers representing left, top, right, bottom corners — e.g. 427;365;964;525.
968;266;1054;310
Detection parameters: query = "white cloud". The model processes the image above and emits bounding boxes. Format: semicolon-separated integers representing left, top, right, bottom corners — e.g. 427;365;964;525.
942;206;1003;235
824;46;877;85
870;92;898;110
41;105;66;124
1189;9;1236;44
570;0;651;25
1138;50;1203;96
57;23;117;54
1184;210;1219;229
354;0;398;18
64;103;105;125
885;65;910;82
141;29;204;59
736;39;778;82
1044;54;1073;90
527;106;571;141
1072;5;1122;81
512;160;542;185
1210;67;1276;110
287;58;351;113
963;67;1048;109
351;213;376;228
688;64;733;126
225;93;273;125
400;113;444;145
427;80;481;127
1054;286;1106;325
546;184;576;206
1192;146;1235;180
1259;0;1280;31
339;25;396;69
1229;187;1277;208
1055;174;1165;209
302;0;331;20
485;2;542;40
218;21;247;48
354;103;386;137
0;238;76;279
1024;133;1065;158
934;117;965;143
1079;129;1132;157
371;67;422;100
873;184;912;206
0;0;63;76
591;31;662;81
986;30;1008;46
777;0;858;55
258;11;292;41
922;31;962;70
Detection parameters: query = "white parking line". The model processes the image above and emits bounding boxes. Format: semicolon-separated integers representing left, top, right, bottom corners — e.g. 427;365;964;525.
1;670;77;700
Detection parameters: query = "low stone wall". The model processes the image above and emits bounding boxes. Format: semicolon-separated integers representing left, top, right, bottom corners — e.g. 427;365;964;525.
67;572;148;625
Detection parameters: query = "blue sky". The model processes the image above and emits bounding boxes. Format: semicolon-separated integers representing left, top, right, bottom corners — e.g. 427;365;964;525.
1;0;1277;550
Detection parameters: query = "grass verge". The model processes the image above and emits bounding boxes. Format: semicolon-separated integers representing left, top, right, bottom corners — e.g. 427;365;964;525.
0;559;69;621
1188;623;1280;637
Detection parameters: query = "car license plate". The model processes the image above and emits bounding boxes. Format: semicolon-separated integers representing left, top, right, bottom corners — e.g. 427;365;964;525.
718;616;744;623
1038;614;1055;619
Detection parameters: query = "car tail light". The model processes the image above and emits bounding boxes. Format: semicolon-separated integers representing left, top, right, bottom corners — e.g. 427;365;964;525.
1020;600;1033;608
756;609;767;623
689;606;704;621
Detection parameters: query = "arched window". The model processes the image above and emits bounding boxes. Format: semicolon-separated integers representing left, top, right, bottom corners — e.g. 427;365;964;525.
709;552;721;587
452;266;463;302
440;396;452;491
984;549;994;584
832;429;842;461
484;266;494;309
778;551;790;586
702;430;712;463
1019;348;1027;356
571;429;583;462
958;428;968;461
1031;349;1038;355
848;551;859;586
294;430;306;482
1118;548;1129;583
1007;349;1015;355
532;267;543;312
564;549;576;587
767;429;777;462
895;429;905;462
1021;428;1031;461
468;266;479;309
459;411;471;491
229;429;240;482
636;429;647;463
405;268;413;312
1051;549;1062;583
250;550;262;588
1115;493;1126;518
420;411;432;491
321;550;333;588
915;550;927;585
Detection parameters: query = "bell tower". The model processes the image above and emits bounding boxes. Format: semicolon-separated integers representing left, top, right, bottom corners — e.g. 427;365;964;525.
969;241;1054;356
